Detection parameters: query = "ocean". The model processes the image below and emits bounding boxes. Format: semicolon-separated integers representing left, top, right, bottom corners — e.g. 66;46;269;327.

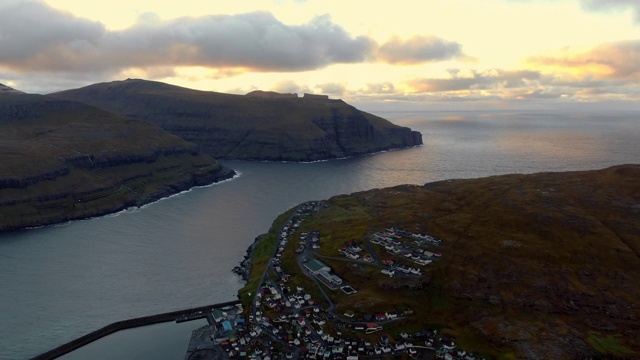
0;109;637;359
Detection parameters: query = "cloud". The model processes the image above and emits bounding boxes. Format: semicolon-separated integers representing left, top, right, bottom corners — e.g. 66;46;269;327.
315;82;346;95
407;69;542;93
402;61;640;102
0;1;469;79
500;88;564;99
207;68;246;80
580;0;640;23
529;40;640;79
0;69;112;94
363;82;396;94
271;80;311;94
0;1;376;74
0;1;105;65
377;35;464;64
507;0;640;24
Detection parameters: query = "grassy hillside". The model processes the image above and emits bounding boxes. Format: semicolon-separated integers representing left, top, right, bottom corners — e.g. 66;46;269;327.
49;79;423;161
241;165;640;358
0;87;234;232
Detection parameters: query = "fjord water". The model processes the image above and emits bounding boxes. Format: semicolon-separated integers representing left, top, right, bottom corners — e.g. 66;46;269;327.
1;110;638;360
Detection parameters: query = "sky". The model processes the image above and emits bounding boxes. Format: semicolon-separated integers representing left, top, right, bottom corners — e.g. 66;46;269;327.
1;0;640;109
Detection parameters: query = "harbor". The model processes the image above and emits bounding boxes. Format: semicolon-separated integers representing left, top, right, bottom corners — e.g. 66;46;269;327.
32;300;240;360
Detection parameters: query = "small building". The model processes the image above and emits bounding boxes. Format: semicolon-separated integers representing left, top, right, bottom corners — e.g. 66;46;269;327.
305;259;343;287
386;311;398;319
381;268;394;277
212;309;225;322
226;330;237;342
222;320;233;331
213;332;228;343
320;272;343;285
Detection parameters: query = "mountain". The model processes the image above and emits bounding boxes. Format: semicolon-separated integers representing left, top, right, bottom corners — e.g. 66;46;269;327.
0;83;24;94
0;86;234;233
241;165;640;358
49;79;423;161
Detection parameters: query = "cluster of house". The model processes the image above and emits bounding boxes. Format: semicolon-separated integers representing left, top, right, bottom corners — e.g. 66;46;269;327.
257;282;322;313
201;301;481;360
208;305;480;359
342;309;400;325
336;241;371;261
249;279;406;359
300;231;321;251
198;304;249;356
272;204;326;282
369;228;442;277
380;262;422;277
199;202;482;359
334;229;442;279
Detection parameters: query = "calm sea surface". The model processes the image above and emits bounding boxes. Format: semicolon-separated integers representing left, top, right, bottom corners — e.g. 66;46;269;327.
0;110;638;359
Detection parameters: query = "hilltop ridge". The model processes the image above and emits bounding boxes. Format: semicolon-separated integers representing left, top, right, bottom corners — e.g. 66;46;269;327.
50;79;423;161
0;83;25;94
245;90;298;99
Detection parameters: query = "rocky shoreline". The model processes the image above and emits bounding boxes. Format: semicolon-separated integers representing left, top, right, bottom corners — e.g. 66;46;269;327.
0;164;236;234
232;234;262;281
131;164;236;207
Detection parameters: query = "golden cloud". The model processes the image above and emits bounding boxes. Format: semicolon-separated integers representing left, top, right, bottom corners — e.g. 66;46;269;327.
528;40;640;79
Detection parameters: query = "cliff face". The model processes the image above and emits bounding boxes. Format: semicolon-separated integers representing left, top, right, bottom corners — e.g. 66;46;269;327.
0;89;234;233
49;79;423;161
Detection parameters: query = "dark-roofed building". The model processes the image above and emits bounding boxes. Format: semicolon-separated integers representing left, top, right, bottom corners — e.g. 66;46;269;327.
304;259;330;274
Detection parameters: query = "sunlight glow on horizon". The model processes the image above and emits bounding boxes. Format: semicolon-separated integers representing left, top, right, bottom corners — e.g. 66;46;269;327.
0;0;636;106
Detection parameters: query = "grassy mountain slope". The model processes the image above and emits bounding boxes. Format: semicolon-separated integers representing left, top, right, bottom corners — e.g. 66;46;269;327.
0;86;234;233
246;165;640;358
49;79;423;161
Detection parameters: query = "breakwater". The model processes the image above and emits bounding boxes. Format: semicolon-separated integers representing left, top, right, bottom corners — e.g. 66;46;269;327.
31;299;240;360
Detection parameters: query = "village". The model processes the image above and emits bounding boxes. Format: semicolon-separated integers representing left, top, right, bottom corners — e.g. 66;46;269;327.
186;202;481;360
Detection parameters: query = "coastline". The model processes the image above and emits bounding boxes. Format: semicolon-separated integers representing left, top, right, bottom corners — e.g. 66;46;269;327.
2;165;237;235
25;164;640;359
3;142;423;235
232;234;262;281
226;142;425;164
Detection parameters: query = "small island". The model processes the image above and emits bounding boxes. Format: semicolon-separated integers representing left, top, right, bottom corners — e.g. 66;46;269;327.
195;165;638;359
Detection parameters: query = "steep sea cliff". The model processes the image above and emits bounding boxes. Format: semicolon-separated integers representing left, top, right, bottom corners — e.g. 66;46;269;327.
50;79;423;161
